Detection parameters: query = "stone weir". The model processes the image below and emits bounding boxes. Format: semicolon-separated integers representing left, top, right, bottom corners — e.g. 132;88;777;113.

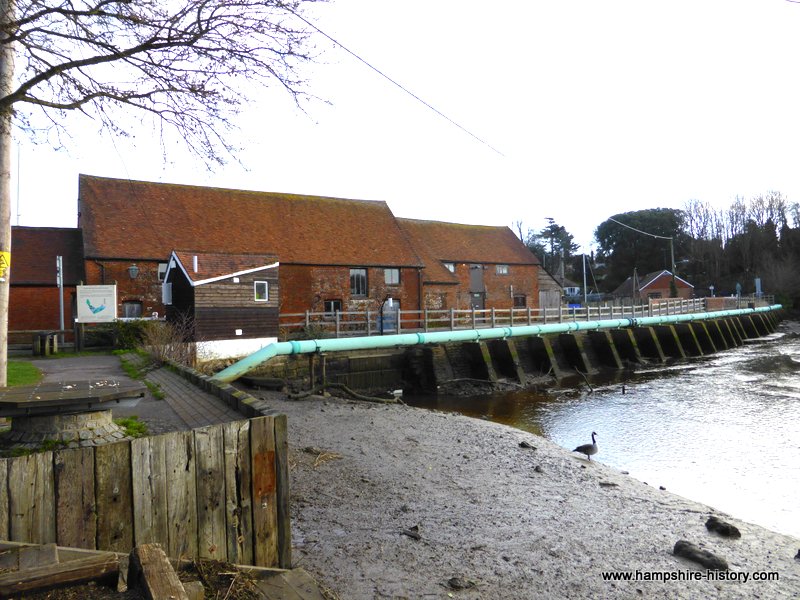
245;310;782;395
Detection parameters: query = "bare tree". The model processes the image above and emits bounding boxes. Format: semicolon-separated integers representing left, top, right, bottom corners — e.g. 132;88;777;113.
0;0;323;385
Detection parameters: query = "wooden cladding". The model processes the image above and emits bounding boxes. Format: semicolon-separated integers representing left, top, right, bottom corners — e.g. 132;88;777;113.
0;416;290;568
194;307;279;341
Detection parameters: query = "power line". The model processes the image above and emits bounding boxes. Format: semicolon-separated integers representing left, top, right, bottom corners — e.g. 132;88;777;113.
608;217;672;241
287;9;505;157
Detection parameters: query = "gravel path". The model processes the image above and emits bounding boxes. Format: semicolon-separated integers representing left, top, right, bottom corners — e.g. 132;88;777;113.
247;390;800;600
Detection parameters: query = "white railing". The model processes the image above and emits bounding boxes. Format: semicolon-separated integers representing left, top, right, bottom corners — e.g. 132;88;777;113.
278;296;773;340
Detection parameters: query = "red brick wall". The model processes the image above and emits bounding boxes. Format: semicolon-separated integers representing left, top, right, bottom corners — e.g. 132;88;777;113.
442;263;539;310
643;273;693;300
278;264;422;314
10;286;76;332
85;260;166;318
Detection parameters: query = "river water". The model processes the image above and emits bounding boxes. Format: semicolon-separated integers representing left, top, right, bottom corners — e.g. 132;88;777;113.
406;321;800;540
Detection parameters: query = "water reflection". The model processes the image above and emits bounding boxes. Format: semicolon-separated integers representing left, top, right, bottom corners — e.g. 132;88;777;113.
406;327;800;539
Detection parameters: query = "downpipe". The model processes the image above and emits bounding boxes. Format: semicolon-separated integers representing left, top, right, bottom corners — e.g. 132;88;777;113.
212;304;782;383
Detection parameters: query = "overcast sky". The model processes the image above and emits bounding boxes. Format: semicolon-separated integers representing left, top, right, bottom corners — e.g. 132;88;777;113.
13;0;800;251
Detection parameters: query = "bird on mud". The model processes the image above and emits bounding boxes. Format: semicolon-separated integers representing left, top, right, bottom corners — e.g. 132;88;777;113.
573;431;598;460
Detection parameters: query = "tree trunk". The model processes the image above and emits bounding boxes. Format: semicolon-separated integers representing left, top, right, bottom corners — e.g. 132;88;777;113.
0;0;15;387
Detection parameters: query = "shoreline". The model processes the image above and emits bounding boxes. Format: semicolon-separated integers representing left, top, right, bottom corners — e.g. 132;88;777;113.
249;388;800;599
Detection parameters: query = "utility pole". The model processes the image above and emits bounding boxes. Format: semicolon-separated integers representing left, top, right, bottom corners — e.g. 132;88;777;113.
0;0;15;386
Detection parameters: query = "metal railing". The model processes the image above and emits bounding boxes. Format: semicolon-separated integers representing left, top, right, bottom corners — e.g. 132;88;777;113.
278;296;774;340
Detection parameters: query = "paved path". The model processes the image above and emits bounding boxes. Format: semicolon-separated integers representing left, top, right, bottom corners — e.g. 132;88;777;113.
30;354;244;435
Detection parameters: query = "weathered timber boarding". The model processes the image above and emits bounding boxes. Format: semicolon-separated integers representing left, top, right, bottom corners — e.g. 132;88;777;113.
0;416;290;568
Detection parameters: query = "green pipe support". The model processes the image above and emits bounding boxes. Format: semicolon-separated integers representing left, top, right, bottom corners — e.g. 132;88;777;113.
212;305;783;383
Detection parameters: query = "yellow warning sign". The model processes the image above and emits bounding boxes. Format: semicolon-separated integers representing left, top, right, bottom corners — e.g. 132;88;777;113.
0;251;9;281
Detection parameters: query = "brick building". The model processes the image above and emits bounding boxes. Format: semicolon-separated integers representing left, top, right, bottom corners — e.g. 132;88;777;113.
77;175;427;321
8;227;84;341
612;269;694;301
8;175;543;337
396;218;540;311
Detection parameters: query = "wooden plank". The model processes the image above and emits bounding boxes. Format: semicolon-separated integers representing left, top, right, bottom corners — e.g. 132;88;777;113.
8;452;56;544
54;447;97;549
194;425;226;561
128;543;189;600
0;459;8;541
223;420;253;565
0;543;58;570
250;416;278;567
131;435;169;546
95;442;134;552
0;553;119;596
164;431;198;559
274;414;292;569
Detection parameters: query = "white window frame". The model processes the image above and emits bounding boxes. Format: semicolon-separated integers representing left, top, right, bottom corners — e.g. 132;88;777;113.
496;264;509;275
384;268;400;285
157;262;169;282
254;280;269;302
443;262;455;273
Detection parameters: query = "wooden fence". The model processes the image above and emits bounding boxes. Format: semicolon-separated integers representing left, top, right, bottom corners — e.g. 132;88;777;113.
0;415;290;568
279;295;776;339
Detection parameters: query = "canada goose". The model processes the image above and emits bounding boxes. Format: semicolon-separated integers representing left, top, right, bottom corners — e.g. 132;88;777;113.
573;431;598;460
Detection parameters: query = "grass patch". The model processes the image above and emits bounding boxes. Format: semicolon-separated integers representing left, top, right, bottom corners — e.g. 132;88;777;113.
145;380;166;400
114;416;149;438
7;361;42;387
118;353;166;400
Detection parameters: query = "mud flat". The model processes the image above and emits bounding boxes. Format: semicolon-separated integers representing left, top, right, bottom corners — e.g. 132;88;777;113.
248;390;800;599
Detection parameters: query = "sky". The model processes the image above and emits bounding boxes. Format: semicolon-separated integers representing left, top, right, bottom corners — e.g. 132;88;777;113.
12;0;800;251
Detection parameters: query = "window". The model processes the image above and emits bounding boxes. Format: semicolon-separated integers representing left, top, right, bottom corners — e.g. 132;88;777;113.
384;268;400;285
121;301;143;318
443;262;455;273
513;294;527;308
496;264;509;275
254;281;269;302
350;268;367;297
324;299;342;315
157;263;169;282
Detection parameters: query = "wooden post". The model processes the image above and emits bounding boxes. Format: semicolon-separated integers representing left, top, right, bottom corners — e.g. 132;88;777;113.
424;309;429;332
335;311;341;338
450;308;455;330
366;309;371;336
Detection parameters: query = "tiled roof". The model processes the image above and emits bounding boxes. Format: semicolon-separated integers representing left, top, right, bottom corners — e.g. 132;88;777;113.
612;270;694;295
78;175;424;268
394;220;458;284
10;227;85;285
171;251;278;283
396;219;539;271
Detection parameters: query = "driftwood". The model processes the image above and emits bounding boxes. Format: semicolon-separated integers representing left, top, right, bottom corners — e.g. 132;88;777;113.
289;382;400;404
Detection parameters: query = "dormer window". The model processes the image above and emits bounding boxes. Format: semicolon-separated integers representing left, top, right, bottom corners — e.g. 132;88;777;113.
443;262;455;273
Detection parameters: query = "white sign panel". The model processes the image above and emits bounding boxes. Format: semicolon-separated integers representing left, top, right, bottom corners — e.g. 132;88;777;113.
76;285;118;323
